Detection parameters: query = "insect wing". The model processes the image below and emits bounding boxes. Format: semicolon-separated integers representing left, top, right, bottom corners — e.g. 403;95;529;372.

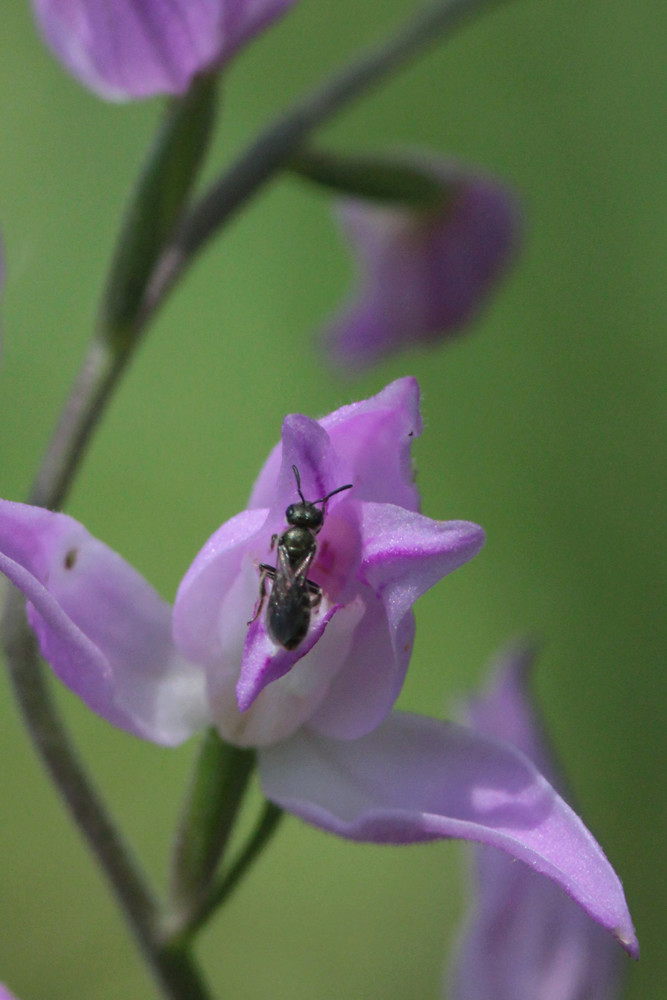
270;544;314;601
266;545;316;650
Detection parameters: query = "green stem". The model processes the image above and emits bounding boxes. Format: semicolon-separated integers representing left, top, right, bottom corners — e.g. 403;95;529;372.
99;73;219;352
29;336;119;510
0;592;214;1000
169;732;255;924
141;0;505;322
172;801;284;945
31;75;220;513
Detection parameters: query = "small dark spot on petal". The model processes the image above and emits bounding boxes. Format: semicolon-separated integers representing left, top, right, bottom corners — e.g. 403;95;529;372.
64;548;78;570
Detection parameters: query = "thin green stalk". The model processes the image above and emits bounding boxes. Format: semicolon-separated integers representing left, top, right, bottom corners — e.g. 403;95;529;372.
28;336;120;510
168;802;284;946
0;592;214;1000
169;733;256;924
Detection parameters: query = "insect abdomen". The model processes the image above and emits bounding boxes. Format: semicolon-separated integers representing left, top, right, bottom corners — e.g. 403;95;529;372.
267;590;310;650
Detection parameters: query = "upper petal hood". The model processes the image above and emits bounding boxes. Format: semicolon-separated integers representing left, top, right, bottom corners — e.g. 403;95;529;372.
248;377;422;512
0;500;208;744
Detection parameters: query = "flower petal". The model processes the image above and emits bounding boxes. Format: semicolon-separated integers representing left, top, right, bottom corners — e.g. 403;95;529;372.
173;507;268;664
248;377;421;512
272;413;352;522
450;848;627;999
0;500;208;744
208;583;364;746
448;641;631;997
308;587;413;740
31;0;223;99
31;0;296;100
321;164;520;372
359;502;486;630
258;712;638;956
465;639;560;782
222;0;297;64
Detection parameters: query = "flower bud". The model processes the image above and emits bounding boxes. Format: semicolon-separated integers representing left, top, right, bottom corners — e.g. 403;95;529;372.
31;0;298;100
321;161;520;372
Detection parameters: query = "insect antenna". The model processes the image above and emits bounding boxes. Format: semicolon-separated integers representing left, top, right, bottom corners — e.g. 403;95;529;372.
291;464;307;503
316;481;354;506
291;464;353;506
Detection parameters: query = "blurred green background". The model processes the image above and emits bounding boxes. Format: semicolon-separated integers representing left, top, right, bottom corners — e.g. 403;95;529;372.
1;1;665;998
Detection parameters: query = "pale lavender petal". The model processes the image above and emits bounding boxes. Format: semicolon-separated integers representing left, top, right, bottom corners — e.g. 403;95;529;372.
0;500;208;744
258;712;638;956
248;376;421;512
450;851;626;1000
359;502;485;630
0;985;19;1000
466;639;559;781
173;507;267;664
448;641;631;997
31;0;296;100
272;413;352;523
32;0;222;99
208;584;364;746
322;165;520;372
308;587;414;740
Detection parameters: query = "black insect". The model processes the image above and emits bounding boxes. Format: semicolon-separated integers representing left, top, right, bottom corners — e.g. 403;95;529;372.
248;465;353;650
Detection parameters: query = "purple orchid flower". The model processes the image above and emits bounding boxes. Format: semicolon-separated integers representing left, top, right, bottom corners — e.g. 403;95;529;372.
321;161;520;373
30;0;297;100
0;378;636;955
449;640;631;999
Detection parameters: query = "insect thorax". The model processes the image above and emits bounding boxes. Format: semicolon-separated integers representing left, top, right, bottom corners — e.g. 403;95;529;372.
278;525;317;566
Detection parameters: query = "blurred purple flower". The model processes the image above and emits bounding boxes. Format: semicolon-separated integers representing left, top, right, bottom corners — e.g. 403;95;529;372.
321;162;520;372
0;380;636;953
31;0;297;100
449;640;631;999
0;985;19;1000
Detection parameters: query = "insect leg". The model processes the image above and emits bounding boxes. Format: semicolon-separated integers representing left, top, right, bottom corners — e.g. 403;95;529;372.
306;579;323;609
247;564;276;625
